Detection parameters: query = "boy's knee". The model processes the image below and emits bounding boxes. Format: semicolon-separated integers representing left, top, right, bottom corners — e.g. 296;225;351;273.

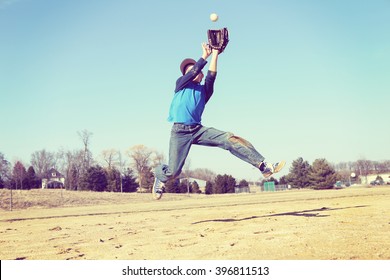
228;134;252;147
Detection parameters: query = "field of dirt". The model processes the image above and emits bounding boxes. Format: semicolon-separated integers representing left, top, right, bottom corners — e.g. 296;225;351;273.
0;186;389;260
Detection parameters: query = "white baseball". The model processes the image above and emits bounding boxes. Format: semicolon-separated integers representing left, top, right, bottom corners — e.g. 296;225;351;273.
210;13;218;22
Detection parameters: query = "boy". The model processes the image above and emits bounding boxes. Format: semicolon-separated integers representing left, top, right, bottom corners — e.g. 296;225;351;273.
153;43;285;199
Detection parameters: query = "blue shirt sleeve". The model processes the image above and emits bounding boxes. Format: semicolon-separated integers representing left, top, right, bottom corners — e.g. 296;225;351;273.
204;71;217;103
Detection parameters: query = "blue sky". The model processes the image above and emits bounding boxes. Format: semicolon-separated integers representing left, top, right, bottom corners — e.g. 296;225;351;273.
1;0;389;181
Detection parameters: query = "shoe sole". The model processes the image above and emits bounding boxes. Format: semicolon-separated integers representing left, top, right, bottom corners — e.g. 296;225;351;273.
153;192;163;200
263;160;286;178
152;187;163;200
274;160;286;173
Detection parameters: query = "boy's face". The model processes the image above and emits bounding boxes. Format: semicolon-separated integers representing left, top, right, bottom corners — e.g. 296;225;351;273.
185;65;204;83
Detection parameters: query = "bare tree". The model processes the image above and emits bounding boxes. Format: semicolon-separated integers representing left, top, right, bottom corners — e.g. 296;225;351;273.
78;129;93;172
356;159;373;184
189;168;216;182
0;153;11;187
372;161;388;174
117;151;127;193
356;159;372;176
12;161;27;189
101;149;119;169
100;149;121;192
151;151;165;169
55;148;69;176
117;151;127;174
30;149;55;178
183;158;191;195
63;149;84;190
126;145;156;191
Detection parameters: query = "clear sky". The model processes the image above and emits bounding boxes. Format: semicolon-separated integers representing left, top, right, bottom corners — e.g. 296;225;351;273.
1;0;389;182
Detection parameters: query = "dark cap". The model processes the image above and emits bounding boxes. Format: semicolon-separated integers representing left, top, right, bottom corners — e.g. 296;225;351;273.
180;58;196;75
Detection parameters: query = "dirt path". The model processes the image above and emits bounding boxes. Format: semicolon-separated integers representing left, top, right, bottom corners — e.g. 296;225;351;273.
1;187;389;260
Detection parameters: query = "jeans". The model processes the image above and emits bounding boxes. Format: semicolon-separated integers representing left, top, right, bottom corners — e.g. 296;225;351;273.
155;123;265;183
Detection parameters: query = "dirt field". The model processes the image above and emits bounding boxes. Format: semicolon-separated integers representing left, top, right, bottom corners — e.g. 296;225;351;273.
1;186;389;260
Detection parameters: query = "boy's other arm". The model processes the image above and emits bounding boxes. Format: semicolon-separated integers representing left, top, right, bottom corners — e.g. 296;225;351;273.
205;49;219;103
208;48;218;72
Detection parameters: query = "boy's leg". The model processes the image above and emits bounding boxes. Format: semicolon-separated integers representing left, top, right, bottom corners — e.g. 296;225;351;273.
155;124;195;183
193;126;265;169
193;126;285;177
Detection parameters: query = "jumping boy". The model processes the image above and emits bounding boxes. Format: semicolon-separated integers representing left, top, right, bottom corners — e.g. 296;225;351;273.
152;43;285;199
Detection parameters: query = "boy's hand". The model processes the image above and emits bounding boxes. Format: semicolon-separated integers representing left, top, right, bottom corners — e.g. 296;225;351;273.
201;42;212;60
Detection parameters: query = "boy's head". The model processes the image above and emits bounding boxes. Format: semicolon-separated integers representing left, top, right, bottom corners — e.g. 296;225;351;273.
180;58;204;83
180;58;196;75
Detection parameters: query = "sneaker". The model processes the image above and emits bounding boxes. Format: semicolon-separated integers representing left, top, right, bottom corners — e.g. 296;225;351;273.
152;177;165;200
261;160;286;178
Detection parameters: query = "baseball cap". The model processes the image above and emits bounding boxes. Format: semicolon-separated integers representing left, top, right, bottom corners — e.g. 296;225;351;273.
180;58;196;75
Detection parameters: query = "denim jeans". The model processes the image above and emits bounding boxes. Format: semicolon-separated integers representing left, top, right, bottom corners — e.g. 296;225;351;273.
155;123;265;183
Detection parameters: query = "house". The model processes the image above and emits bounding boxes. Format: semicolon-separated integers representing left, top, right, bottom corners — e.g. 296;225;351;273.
42;168;65;189
360;173;390;185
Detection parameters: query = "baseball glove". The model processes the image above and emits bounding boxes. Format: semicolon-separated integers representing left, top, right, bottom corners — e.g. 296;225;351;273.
207;27;229;53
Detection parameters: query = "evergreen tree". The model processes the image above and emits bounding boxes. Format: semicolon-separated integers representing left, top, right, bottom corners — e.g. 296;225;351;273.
122;168;139;192
67;166;79;190
105;167;121;192
79;165;107;191
179;179;189;193
309;158;339;189
25;166;40;189
279;175;288;185
78;168;89;191
165;178;180;193
90;165;108;192
142;166;154;191
191;181;201;194
214;174;236;194
286;157;312;188
205;181;213;195
214;175;225;194
238;179;249;188
0;176;4;189
226;175;236;193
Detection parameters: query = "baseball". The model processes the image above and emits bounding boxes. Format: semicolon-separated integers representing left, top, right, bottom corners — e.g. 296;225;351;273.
210;13;218;22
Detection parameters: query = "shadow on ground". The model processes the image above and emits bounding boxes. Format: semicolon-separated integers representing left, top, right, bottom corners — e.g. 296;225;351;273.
192;205;368;224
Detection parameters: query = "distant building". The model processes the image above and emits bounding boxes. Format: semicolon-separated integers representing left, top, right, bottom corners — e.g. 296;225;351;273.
235;186;250;193
360;173;390;185
42;168;65;189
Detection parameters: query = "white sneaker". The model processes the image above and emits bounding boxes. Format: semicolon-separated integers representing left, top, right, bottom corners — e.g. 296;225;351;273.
152;177;165;200
261;161;286;178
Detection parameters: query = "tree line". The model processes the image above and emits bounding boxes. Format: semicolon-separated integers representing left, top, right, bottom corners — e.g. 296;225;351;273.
272;157;390;189
1;129;389;192
0;130;161;192
0;152;139;192
0;129;249;194
2;151;389;193
163;175;249;195
0;151;250;195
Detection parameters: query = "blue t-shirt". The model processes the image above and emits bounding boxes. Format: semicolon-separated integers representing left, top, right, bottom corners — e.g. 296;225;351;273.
167;58;217;125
